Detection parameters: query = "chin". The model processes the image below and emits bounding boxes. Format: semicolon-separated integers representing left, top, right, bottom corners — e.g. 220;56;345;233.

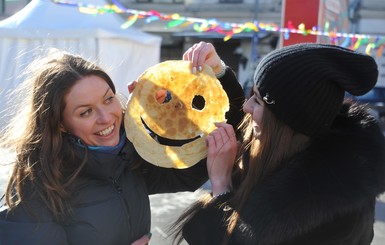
109;137;121;147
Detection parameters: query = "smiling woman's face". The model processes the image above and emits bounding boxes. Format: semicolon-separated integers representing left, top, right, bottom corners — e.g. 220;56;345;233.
61;75;122;146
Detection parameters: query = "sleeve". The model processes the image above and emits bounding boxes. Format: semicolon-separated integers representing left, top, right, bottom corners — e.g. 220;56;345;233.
219;67;246;131
0;204;68;245
141;159;208;194
181;192;238;245
181;192;257;245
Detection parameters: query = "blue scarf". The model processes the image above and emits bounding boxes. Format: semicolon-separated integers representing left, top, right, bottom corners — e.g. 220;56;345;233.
76;132;126;155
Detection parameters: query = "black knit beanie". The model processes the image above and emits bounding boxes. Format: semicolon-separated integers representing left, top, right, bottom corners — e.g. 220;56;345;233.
254;43;378;136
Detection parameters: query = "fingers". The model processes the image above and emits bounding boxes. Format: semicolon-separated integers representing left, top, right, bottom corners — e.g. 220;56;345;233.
206;134;216;150
183;41;215;74
155;89;167;104
182;43;197;61
128;81;137;94
206;122;237;154
214;122;236;142
212;126;228;147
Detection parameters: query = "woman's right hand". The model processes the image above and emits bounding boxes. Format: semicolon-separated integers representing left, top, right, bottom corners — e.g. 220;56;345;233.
128;81;137;94
206;122;238;196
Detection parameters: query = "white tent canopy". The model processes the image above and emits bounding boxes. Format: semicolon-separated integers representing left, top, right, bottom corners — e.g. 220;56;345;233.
0;0;161;126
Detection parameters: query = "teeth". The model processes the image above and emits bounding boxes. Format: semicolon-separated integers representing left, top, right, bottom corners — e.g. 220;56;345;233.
97;125;114;136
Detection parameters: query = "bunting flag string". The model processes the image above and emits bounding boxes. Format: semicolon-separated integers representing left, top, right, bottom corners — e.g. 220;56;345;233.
51;0;385;58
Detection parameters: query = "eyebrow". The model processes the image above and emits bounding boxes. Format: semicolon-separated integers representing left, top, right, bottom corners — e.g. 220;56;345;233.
72;87;111;113
253;89;264;102
103;87;111;97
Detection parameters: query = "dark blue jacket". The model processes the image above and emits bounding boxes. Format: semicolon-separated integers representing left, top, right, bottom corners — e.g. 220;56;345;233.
0;67;245;245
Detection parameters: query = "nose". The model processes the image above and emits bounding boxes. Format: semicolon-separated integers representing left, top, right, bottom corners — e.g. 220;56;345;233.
243;98;252;114
96;108;111;124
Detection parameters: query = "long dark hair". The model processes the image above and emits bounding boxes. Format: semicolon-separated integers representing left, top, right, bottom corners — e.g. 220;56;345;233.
170;106;310;244
1;50;116;221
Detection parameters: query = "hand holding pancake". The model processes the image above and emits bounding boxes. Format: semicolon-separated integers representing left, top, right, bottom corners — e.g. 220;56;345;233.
183;41;223;75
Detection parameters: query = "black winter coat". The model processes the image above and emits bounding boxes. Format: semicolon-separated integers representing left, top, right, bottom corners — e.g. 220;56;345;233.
0;68;245;245
183;102;385;245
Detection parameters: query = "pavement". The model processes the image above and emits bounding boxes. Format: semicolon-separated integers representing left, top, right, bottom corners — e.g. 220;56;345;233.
0;148;384;245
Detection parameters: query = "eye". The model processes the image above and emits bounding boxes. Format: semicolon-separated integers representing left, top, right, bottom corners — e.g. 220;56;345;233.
253;95;261;105
105;95;114;104
192;95;205;110
80;108;92;117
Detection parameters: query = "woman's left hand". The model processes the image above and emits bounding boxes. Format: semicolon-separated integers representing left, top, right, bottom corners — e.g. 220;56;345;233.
206;122;238;196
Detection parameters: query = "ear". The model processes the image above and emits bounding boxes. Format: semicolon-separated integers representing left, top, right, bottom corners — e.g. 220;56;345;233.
59;124;67;133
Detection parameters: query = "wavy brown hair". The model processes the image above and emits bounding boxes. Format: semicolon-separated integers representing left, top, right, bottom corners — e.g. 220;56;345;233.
223;108;310;241
1;50;116;222
170;105;310;244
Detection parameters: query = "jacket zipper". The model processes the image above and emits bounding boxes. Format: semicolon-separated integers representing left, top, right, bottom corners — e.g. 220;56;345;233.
109;177;132;242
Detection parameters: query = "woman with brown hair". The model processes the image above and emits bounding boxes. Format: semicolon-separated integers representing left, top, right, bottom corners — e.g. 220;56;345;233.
0;42;245;244
172;43;385;245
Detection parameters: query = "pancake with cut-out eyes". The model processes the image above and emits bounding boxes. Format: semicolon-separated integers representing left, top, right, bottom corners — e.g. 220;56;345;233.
124;60;229;169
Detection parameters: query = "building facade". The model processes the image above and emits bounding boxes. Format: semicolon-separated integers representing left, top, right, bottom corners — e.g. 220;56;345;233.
1;0;384;88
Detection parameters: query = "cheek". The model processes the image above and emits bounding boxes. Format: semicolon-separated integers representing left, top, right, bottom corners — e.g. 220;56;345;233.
253;106;263;126
61;110;75;133
243;98;253;114
61;109;93;136
112;103;123;122
68;120;93;136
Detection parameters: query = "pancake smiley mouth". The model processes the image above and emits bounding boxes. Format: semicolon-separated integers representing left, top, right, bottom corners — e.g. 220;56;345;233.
140;117;202;147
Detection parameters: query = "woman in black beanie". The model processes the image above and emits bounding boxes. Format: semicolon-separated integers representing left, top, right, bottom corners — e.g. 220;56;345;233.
171;43;385;245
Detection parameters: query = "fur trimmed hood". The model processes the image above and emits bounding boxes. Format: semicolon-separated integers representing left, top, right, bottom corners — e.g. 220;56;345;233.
234;102;385;244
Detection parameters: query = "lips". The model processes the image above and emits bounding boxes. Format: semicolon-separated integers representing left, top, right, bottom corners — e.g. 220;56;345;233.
96;124;115;136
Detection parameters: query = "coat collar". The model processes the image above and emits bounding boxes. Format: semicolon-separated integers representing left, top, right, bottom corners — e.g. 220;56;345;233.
70;139;137;181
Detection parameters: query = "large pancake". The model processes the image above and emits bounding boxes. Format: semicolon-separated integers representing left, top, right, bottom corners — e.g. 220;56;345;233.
124;60;229;168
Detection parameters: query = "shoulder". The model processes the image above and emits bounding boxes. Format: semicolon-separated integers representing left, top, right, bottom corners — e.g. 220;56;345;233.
237;102;385;241
1;197;55;223
276;101;385;201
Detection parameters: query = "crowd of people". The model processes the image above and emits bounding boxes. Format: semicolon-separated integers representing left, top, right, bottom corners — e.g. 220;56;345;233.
0;41;384;245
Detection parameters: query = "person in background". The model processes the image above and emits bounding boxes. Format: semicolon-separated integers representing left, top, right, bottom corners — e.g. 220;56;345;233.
0;42;245;245
171;43;385;245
